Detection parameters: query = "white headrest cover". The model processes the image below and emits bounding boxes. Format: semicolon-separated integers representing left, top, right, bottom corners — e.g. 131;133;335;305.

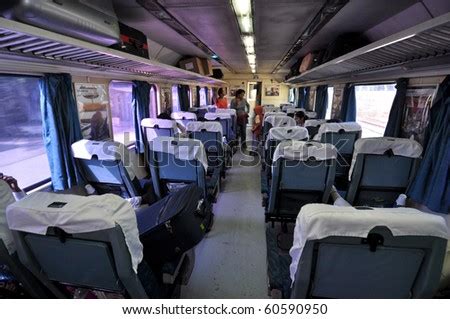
281;103;294;111
141;118;177;130
149;136;209;171
263;106;279;113
216;108;236;116
265;127;309;149
171;111;197;120
263;111;285;120
204;112;231;120
349;137;423;179
289;204;449;283
305;111;317;119
272;140;337;163
305;119;326;127
286;108;305;114
72;139;122;161
264;115;296;128
186;121;223;137
6;192;143;273
314;122;362;141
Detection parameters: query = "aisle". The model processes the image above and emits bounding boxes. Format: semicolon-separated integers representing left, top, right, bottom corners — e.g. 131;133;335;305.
181;149;268;298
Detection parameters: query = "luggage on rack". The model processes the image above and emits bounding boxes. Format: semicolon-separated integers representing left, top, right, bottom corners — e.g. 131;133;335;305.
0;0;120;46
110;22;149;59
137;184;210;265
299;52;315;73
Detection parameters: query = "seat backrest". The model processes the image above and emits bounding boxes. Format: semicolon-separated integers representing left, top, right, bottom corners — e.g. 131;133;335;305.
280;103;295;111
71;139;141;198
305;111;317;119
186;121;224;169
141;118;178;142
148;136;208;199
285;108;306;116
6;193;147;298
346;137;423;207
267;141;337;222
316;122;361;178
171;111;197;128
215;109;237;134
305;119;326;139
204;112;233;142
264;127;309;167
263;115;297;143
290;204;448;298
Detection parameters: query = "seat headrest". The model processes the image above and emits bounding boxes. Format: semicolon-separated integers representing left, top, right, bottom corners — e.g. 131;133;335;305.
263;111;285;120
204;112;231;120
280;103;295;111
71;139;123;161
264;115;297;128
149;136;209;171
170;111;197;120
348;137;423;179
305;111;317;119
141;118;177;129
186;121;223;136
6;192;143;273
304;119;326;127
215;108;237;116
285;108;306;114
289;204;449;283
314;122;362;141
272;140;337;163
265;127;309;149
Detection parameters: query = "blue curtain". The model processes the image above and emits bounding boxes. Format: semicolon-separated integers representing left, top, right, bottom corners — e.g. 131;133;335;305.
40;73;83;190
340;84;356;122
132;80;150;154
384;78;408;137
178;85;190;111
297;87;306;108
407;76;450;214
315;85;328;119
195;85;200;107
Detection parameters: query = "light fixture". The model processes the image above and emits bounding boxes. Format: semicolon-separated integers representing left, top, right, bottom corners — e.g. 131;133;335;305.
365;34;416;53
232;0;251;16
233;0;256;74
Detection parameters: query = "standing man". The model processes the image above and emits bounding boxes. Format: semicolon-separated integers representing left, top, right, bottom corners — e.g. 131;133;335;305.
230;89;250;149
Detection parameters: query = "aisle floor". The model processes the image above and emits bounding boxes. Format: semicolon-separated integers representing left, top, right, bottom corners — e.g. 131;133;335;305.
181;149;268;298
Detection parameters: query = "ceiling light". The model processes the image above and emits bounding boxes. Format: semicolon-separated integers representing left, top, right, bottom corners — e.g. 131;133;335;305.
233;0;251;16
239;15;253;33
242;35;254;48
247;54;256;64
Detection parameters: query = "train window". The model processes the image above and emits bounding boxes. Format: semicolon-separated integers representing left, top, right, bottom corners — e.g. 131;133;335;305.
150;85;159;118
172;85;180;111
109;81;135;145
199;87;207;106
0;76;50;188
355;84;396;138
325;86;334;119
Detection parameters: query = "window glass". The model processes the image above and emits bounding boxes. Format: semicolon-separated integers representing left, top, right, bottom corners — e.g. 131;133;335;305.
172;85;180;111
355;84;396;138
109;81;135;145
199;88;207;106
0;76;51;188
150;85;158;118
325;87;334;119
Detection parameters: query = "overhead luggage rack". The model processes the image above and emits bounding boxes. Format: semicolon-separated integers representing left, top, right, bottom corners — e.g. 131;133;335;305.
286;12;450;85
0;18;225;85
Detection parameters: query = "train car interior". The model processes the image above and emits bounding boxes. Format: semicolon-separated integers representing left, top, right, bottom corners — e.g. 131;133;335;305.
0;0;449;299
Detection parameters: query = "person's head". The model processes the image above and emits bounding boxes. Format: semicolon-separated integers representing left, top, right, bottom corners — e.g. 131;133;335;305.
218;88;224;98
294;111;307;126
157;112;171;120
254;105;263;116
235;89;245;99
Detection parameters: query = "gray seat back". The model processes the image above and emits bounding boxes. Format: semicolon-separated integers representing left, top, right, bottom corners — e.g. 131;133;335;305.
291;226;446;298
346;153;420;207
267;159;336;222
12;226;148;298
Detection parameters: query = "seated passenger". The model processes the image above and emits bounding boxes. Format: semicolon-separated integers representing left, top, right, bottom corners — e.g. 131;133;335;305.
294;111;308;127
0;174;26;254
215;88;228;109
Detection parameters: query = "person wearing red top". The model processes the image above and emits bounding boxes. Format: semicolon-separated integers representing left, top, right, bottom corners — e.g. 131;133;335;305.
251;105;264;155
215;88;228;109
